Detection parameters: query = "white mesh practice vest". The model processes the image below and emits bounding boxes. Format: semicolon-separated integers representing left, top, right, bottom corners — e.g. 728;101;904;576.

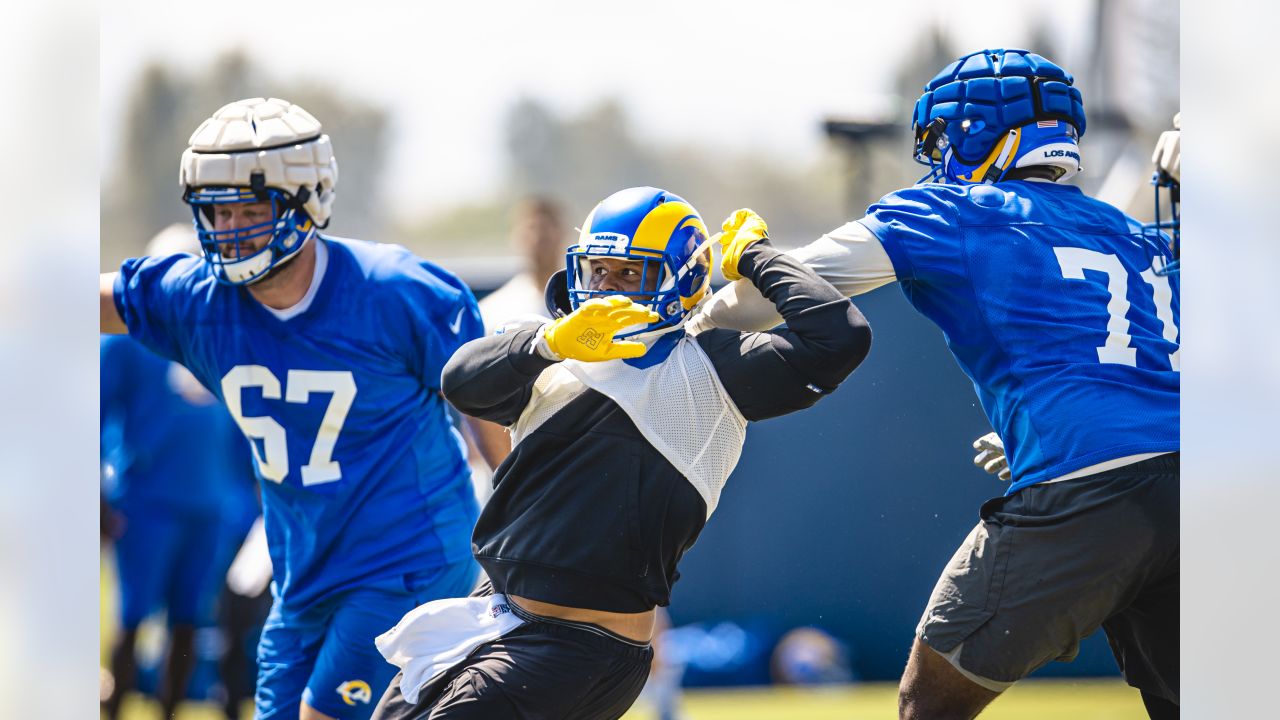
511;336;747;518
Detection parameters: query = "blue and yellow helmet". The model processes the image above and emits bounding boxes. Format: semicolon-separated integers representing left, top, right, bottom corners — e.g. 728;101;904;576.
912;48;1086;184
564;187;712;338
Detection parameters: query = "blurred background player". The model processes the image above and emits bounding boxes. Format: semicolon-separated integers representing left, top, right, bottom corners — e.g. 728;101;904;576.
477;197;569;334
459;197;570;504
691;49;1179;719
101;225;258;719
99;98;498;720
218;515;274;719
371;188;871;719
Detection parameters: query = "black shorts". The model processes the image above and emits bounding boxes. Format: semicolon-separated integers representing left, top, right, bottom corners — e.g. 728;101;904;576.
917;453;1179;703
371;610;654;720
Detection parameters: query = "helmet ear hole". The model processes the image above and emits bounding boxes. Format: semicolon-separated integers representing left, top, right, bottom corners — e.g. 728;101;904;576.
919;117;948;160
543;269;571;318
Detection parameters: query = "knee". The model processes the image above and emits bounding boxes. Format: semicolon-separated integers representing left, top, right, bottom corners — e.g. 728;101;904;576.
898;638;998;720
899;674;958;720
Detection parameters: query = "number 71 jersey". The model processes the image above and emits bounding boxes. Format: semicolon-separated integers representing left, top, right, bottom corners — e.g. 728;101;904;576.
860;181;1179;494
113;237;483;611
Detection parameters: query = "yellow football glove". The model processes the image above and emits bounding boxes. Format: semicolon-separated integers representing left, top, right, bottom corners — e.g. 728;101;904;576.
542;296;661;362
718;208;770;281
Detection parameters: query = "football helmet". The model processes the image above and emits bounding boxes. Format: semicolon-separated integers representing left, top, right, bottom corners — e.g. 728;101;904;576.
1147;171;1180;276
563;187;712;339
1148;113;1180;275
912;49;1086;184
179;98;339;285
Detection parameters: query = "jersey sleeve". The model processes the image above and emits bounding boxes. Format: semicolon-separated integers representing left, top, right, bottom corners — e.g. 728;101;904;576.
689;221;897;335
698;243;871;421
394;259;486;391
857;185;966;285
113;254;202;364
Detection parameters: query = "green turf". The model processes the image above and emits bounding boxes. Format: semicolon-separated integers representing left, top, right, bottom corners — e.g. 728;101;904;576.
105;679;1146;719
623;680;1148;719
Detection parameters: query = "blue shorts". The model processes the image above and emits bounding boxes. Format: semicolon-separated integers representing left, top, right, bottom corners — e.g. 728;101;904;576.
254;558;479;720
113;501;225;628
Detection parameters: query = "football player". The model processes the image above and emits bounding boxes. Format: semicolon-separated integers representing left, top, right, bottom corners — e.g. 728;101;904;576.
477;197;569;336
690;50;1180;719
370;187;872;719
100;98;495;720
101;227;256;720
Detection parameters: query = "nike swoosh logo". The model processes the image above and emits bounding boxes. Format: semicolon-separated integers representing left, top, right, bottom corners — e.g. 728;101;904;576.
448;306;466;334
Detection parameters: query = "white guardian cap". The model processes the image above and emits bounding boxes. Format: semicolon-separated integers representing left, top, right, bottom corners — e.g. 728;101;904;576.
179;98;339;285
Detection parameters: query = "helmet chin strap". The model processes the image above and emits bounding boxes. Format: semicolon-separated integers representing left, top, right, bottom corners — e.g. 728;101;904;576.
624;233;720;344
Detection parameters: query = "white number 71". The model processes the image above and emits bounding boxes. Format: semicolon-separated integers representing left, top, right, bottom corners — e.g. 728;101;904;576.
221;366;358;485
1054;247;1180;371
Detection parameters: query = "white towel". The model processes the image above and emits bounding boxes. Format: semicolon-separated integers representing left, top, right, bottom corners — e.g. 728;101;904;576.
375;594;526;704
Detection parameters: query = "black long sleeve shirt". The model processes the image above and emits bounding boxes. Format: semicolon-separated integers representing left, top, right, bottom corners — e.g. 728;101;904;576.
441;242;871;612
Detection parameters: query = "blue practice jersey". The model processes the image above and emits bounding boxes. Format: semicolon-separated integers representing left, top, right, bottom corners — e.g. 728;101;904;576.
113;236;483;612
860;181;1179;493
100;334;253;515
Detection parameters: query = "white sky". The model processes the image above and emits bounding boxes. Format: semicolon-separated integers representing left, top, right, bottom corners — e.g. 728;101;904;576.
101;0;1091;218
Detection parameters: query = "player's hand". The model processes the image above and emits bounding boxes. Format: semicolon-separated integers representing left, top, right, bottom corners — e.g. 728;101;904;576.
1152;112;1180;184
542;296;660;362
717;209;770;281
972;432;1011;482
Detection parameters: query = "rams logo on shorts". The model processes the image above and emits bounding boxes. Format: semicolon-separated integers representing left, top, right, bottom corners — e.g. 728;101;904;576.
336;679;372;706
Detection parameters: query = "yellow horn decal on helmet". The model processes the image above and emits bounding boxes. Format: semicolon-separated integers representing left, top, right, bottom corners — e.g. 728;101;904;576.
633;201;705;255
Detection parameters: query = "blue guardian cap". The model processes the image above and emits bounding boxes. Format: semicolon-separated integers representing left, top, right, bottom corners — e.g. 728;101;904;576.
912;48;1086;185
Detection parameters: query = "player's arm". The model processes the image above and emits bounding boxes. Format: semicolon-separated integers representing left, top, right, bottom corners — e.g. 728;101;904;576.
462;416;512;470
101;272;127;334
441;323;559;426
690;219;896;334
699;210;872;421
442;298;657;425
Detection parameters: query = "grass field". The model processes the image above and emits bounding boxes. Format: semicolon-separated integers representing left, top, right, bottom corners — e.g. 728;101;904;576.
108;678;1147;719
104;557;1146;719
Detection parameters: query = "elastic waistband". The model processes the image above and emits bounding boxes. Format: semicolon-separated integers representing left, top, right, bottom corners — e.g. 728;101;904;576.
507;600;653;657
1110;451;1179;475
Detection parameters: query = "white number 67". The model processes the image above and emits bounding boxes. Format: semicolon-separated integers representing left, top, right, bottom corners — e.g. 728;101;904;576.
221;366;357;485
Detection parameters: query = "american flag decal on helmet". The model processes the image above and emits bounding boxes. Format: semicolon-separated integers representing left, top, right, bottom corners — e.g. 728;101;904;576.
1037;120;1059;128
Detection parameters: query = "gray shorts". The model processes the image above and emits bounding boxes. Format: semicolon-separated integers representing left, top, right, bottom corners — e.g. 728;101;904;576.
917;453;1179;702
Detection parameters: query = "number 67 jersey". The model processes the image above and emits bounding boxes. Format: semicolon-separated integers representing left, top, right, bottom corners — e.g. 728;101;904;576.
113;237;483;612
860;181;1179;494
